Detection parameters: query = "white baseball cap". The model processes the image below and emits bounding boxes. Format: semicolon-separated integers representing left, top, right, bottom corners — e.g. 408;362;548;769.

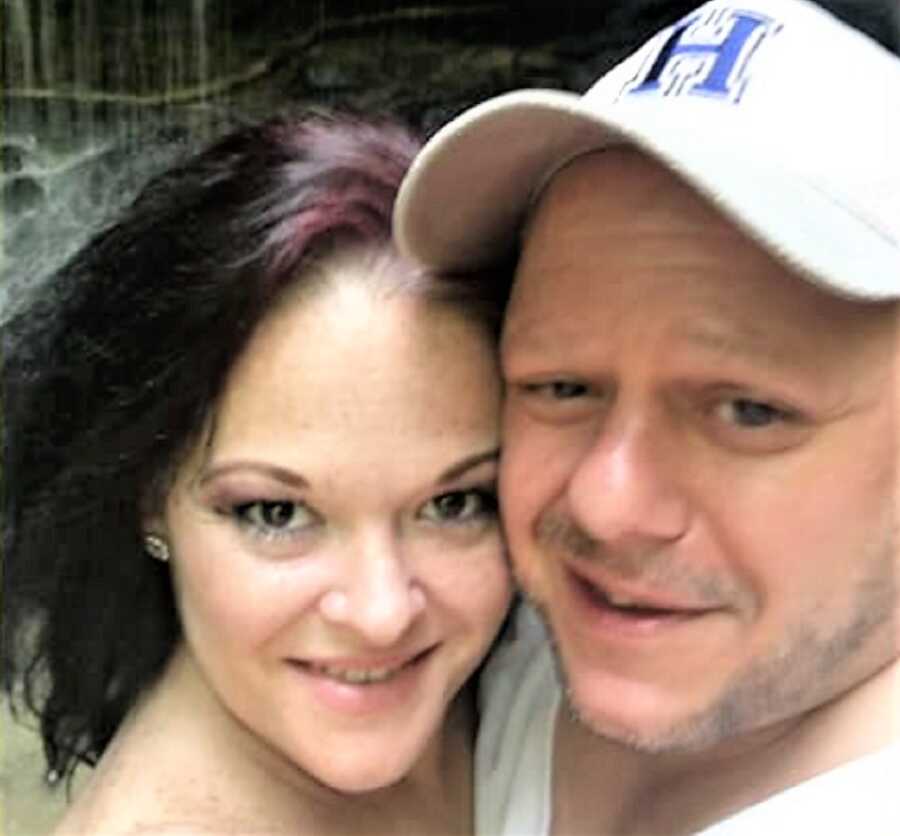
395;0;900;300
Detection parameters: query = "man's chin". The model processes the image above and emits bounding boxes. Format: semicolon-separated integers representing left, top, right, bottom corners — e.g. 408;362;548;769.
562;691;729;755
557;659;743;756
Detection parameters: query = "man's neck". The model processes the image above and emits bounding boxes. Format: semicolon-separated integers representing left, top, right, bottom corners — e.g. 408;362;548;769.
551;657;900;836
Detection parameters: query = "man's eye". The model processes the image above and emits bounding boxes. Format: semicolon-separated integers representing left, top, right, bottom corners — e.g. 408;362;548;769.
419;488;498;524
234;500;314;535
719;398;791;428
525;381;588;399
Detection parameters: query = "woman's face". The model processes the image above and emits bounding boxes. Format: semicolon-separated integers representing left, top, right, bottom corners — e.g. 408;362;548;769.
156;262;512;792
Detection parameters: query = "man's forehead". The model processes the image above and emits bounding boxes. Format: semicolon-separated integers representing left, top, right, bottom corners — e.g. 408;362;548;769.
517;151;764;312
507;149;898;371
516;148;894;313
524;147;741;242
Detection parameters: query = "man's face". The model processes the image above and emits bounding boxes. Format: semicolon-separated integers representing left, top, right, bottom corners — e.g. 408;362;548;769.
500;148;898;753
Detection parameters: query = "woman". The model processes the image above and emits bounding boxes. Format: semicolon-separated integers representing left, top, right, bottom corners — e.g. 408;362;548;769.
3;113;513;834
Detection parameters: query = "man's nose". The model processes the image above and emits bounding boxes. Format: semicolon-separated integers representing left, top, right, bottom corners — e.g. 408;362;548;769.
319;529;425;646
565;412;690;552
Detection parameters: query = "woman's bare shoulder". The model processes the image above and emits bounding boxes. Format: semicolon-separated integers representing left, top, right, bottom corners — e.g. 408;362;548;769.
125;818;331;836
55;819;286;836
123;827;220;836
126;824;268;836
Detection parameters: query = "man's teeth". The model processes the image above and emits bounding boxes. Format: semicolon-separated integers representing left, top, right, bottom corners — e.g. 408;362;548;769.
597;585;667;612
579;575;691;615
312;663;403;684
605;591;639;608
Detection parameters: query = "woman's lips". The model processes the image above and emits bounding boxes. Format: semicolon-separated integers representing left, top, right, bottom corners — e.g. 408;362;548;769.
291;647;434;685
285;647;436;715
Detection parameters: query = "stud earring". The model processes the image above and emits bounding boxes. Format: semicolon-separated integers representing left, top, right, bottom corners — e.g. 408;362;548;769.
144;533;171;563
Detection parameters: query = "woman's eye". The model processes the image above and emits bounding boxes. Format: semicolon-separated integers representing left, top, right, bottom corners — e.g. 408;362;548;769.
233;500;314;536
718;398;792;428
419;488;498;524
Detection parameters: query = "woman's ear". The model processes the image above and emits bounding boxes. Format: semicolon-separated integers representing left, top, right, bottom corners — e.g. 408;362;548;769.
140;504;166;536
139;483;170;559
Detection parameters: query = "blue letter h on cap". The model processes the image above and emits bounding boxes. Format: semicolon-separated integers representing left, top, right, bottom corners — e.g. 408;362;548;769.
631;10;770;98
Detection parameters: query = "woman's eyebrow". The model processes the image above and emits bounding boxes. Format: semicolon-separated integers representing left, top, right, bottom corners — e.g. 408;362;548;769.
197;461;310;489
436;449;500;485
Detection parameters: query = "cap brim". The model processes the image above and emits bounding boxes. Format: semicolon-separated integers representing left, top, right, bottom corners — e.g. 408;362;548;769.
396;89;899;301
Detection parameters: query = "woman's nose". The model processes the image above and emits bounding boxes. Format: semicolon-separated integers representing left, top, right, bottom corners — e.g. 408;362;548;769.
318;530;426;646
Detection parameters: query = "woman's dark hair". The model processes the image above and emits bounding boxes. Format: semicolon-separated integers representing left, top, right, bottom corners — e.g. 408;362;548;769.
2;111;511;783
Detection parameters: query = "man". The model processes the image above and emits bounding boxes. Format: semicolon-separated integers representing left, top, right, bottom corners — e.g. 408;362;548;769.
394;0;900;833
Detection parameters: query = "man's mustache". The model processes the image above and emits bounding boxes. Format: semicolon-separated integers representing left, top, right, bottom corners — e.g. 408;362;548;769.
533;512;741;604
535;513;599;560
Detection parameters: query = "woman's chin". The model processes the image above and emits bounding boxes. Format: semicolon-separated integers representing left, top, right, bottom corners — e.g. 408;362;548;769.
316;761;411;795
